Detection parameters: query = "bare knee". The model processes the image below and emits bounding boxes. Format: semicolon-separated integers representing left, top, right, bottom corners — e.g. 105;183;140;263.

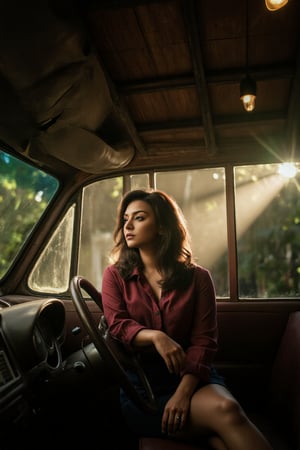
188;386;249;434
216;396;247;427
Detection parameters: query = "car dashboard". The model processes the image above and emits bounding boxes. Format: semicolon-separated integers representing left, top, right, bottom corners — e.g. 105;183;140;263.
0;298;65;443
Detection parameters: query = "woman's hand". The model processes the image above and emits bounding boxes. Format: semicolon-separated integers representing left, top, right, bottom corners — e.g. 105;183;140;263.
152;330;186;374
162;373;200;435
132;329;186;374
161;390;190;435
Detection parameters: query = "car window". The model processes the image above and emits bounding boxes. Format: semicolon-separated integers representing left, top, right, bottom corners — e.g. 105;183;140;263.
155;168;228;295
78;177;123;290
7;151;298;299
76;163;299;299
0;149;59;280
235;163;300;298
28;205;75;294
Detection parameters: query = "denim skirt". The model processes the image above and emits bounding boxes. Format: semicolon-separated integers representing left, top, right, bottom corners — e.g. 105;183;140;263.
119;354;226;438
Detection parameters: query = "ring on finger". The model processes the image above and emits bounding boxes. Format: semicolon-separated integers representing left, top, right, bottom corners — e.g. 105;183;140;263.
175;415;181;422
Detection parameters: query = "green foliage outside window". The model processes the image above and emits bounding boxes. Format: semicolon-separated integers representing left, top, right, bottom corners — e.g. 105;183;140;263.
0;150;58;278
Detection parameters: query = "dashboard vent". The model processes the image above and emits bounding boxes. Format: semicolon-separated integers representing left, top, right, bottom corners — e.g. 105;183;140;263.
0;350;16;387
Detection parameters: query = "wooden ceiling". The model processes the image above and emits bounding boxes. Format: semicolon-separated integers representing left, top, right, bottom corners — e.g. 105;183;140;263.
78;0;300;169
0;0;299;175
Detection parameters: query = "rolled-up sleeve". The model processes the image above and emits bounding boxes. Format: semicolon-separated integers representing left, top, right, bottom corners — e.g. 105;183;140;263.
101;266;147;348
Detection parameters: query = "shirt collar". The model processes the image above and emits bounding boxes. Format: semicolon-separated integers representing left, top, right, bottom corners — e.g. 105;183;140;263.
129;266;140;279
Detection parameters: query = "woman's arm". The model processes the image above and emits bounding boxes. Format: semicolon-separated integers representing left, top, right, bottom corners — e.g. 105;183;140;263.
101;265;147;347
133;328;186;374
183;267;218;382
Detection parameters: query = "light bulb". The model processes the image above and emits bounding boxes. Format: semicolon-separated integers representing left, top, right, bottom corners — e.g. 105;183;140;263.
240;75;257;112
265;0;288;11
241;94;256;112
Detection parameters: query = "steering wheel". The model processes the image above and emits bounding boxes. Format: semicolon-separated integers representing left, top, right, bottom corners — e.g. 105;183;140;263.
70;275;158;414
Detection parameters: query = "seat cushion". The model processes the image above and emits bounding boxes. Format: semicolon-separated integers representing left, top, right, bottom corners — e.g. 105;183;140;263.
139;413;293;450
139;437;209;450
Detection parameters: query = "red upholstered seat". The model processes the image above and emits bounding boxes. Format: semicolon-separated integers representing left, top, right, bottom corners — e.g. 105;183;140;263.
138;312;300;450
139;437;209;450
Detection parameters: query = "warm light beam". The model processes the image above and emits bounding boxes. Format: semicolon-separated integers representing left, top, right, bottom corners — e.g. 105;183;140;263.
185;173;288;268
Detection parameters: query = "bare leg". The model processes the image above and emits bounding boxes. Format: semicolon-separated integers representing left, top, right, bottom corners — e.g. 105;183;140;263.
178;384;273;450
208;435;228;450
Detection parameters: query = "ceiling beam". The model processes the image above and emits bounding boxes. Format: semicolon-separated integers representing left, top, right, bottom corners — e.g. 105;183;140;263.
137;111;285;134
97;60;148;156
183;0;218;156
78;0;173;10
118;64;295;95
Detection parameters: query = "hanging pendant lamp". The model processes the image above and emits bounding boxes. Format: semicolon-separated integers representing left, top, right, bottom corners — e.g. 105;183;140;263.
240;0;257;112
240;75;257;112
265;0;288;11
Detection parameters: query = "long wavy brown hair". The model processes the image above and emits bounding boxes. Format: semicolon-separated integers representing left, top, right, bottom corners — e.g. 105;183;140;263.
110;189;194;291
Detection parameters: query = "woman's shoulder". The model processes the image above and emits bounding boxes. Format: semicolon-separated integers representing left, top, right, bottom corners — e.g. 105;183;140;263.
190;263;213;282
103;263;138;280
191;262;211;275
188;264;215;297
103;263;119;278
102;264;125;289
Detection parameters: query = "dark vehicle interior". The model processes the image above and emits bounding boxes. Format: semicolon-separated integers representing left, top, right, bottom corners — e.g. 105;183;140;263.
0;1;300;449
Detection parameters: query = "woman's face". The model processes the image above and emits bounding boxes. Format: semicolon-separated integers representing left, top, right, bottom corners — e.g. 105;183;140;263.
123;199;159;249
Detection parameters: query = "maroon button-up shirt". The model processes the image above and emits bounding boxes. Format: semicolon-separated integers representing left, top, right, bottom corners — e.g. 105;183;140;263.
101;264;218;382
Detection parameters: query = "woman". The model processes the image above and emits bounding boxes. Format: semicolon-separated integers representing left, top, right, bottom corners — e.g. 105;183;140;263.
101;188;273;450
